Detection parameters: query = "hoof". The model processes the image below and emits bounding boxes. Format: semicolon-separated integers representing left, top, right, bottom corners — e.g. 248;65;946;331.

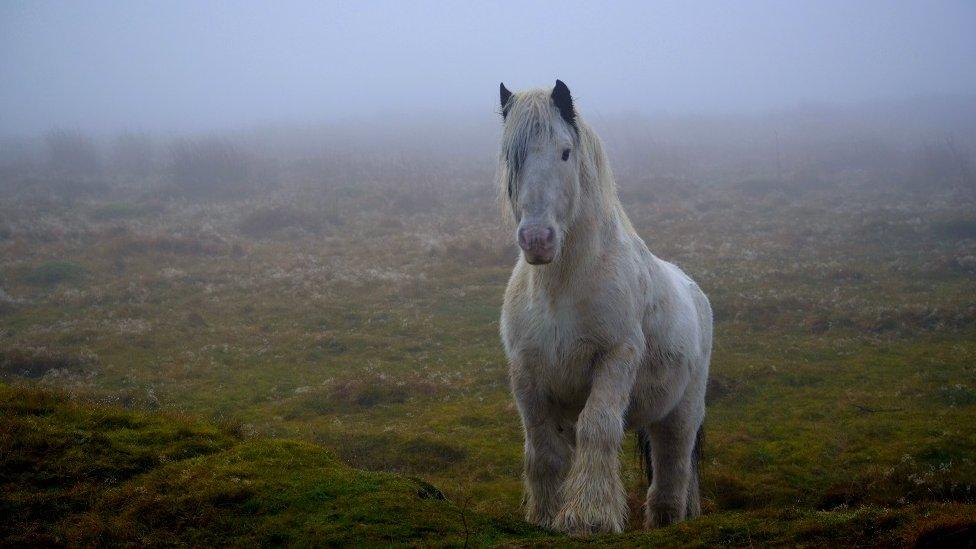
645;504;685;528
553;504;626;536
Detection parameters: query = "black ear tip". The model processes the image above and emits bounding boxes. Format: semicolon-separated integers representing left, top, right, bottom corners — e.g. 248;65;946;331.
551;79;576;127
500;82;513;118
552;80;572;102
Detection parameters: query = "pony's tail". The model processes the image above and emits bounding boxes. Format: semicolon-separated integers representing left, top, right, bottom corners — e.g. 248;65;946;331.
688;425;704;517
636;429;653;487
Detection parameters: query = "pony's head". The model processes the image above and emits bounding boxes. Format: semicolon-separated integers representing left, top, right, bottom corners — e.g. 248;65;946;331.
498;80;581;265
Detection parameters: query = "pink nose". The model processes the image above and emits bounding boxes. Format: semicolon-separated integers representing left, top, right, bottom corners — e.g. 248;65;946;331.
517;225;555;264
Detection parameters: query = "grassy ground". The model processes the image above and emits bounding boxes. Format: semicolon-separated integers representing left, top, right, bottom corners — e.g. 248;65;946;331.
1;172;975;545
2;384;973;546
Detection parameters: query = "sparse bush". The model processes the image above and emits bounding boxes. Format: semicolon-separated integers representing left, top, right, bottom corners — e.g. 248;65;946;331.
909;137;975;192
930;217;976;240
0;346;96;379
112;132;156;178
400;437;468;472
90;201;161;221
45;129;101;176
238;205;327;238
937;384;976;407
820;450;976;509
111;232;227;256
389;186;442;215
438;236;514;267
318;431;467;474
169;138;255;195
286;374;442;419
23;261;86;286
706;473;758;510
732;178;786;197
705;374;738;404
910;518;976;548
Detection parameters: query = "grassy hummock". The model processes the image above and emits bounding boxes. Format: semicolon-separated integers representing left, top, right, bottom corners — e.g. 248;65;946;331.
0;384;542;546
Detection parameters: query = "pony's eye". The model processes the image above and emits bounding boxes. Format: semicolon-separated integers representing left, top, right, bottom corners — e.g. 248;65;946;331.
561;148;571;161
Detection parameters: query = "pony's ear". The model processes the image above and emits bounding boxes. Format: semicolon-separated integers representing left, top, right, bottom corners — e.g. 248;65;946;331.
500;82;513;119
551;79;576;128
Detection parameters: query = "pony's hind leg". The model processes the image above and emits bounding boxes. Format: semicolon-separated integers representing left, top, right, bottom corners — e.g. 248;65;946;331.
644;402;704;528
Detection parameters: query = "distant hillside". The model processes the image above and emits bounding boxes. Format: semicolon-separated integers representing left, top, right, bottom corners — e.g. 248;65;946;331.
1;383;973;547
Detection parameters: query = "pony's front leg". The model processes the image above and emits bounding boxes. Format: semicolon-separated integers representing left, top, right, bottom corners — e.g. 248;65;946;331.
554;343;639;535
513;376;573;528
522;409;573;528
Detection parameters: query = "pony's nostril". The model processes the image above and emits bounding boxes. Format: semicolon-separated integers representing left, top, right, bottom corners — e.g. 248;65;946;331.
518;225;555;251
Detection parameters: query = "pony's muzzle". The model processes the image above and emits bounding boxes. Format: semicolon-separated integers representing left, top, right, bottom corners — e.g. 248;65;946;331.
518;224;555;265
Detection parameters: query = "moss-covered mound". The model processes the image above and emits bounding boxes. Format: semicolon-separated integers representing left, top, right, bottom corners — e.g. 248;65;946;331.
0;385;540;546
1;384;973;547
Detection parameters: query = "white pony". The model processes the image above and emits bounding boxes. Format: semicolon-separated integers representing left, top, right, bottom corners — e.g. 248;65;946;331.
497;80;712;534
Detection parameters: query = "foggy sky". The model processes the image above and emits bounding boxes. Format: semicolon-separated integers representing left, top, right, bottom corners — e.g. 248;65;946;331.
2;0;975;135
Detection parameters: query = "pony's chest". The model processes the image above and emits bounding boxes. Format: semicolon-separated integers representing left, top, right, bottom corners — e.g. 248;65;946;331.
512;297;600;401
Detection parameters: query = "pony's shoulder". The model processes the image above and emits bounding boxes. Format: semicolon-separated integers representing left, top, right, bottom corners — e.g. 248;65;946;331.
660;259;695;286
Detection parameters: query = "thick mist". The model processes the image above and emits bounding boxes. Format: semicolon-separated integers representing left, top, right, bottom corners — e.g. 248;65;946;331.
2;0;975;135
3;3;976;545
